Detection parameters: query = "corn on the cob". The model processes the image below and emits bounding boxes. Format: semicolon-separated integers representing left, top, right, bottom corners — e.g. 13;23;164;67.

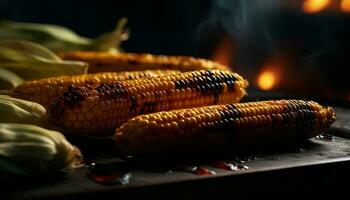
48;70;248;136
58;51;232;73
12;70;180;108
114;100;336;157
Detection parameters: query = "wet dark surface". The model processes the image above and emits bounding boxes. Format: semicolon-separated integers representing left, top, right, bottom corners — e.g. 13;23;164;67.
2;107;350;199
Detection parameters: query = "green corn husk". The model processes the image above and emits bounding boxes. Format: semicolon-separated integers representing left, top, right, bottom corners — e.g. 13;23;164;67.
0;40;88;81
0;68;24;89
0;95;47;126
0;123;83;175
0;18;129;53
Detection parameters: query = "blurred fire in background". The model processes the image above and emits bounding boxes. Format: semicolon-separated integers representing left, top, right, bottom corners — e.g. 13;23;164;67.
302;0;331;13
257;70;278;91
341;0;350;12
198;0;350;105
302;0;350;13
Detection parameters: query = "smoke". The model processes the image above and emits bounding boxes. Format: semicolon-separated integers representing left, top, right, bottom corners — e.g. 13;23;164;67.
196;0;349;99
197;0;282;74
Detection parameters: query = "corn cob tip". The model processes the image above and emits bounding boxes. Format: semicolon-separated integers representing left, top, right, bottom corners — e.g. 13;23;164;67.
326;106;336;124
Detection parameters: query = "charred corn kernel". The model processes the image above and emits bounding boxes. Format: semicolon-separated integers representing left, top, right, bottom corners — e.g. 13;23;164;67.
114;100;336;157
0;123;83;175
11;70;179;108
58;51;232;73
49;70;248;136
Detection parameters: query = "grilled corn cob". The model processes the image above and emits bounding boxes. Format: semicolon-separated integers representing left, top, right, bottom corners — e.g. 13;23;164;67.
59;51;232;73
114;100;336;157
12;70;179;108
49;70;248;136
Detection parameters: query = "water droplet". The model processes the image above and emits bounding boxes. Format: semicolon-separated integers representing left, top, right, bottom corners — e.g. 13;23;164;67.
86;162;132;185
315;134;334;142
212;161;250;171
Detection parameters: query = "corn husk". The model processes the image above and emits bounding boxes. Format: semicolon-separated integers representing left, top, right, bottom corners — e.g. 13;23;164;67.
0;40;88;81
0;123;83;175
0;68;23;89
0;95;47;126
0;18;129;53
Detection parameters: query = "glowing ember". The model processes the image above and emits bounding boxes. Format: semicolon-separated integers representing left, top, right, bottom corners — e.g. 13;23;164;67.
341;0;350;12
211;35;234;67
258;71;276;91
302;0;330;13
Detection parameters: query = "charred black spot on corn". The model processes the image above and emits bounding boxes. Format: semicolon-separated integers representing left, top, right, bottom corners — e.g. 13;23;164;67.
96;83;130;101
48;70;248;135
173;70;238;104
114;100;336;157
48;85;87;121
63;85;87;108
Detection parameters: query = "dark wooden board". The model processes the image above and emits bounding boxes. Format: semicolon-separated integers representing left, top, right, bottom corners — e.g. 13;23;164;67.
3;107;350;199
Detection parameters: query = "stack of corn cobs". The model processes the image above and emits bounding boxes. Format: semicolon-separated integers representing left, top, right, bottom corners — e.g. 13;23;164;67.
0;20;336;168
0;19;336;165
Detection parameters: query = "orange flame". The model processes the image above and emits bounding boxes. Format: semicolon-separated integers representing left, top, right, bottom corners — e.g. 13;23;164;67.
257;70;277;91
211;35;234;67
302;0;330;13
341;0;350;12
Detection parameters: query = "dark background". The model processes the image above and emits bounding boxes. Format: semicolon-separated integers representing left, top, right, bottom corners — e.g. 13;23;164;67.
0;0;349;104
0;0;210;55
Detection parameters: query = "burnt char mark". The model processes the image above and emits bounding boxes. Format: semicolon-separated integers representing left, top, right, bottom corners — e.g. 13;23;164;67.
213;82;223;104
284;101;310;113
140;102;158;114
130;96;137;108
282;113;290;123
64;85;87;108
94;62;103;67
95;83;128;101
218;104;240;120
174;70;228;100
96;83;123;91
129;96;137;116
301;109;316;138
127;59;138;65
225;103;237;110
282;101;317;141
48;85;87;119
